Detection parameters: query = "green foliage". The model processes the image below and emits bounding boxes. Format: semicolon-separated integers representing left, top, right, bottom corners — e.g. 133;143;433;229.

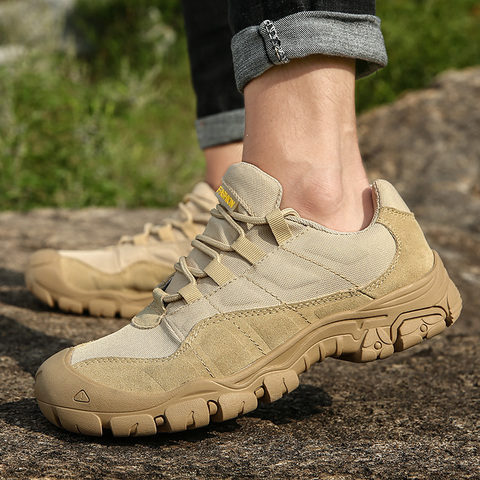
70;0;184;77
0;0;203;210
356;0;480;111
0;0;479;210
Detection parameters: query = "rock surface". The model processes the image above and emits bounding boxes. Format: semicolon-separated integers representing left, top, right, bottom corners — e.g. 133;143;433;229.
360;67;480;234
1;68;479;479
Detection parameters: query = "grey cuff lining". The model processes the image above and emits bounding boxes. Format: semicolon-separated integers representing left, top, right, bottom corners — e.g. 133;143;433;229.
195;109;245;149
232;11;388;93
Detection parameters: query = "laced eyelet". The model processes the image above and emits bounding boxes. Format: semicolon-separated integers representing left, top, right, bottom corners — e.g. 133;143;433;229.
157;204;298;310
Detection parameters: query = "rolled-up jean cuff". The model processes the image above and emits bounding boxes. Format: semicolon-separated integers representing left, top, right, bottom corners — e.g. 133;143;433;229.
195;108;245;149
231;11;388;93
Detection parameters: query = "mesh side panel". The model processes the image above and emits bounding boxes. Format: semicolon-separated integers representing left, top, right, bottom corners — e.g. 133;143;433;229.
220;251;251;278
245;248;354;303
197;276;218;297
203;214;237;246
168;297;219;338
284;223;396;287
71;322;181;364
207;276;281;313
166;214;279;313
165;214;238;309
60;246;120;273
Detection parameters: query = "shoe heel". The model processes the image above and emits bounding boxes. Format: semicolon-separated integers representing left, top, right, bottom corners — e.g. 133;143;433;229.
394;308;449;351
339;251;462;363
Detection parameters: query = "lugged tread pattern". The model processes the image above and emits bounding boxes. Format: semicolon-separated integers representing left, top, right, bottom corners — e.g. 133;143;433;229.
25;249;155;318
26;269;151;318
36;256;463;437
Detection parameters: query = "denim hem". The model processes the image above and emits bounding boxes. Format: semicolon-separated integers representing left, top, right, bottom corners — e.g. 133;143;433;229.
231;11;388;93
195;109;245;149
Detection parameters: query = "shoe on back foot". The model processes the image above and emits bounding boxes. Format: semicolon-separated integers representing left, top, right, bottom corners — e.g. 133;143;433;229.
25;182;218;318
34;163;462;436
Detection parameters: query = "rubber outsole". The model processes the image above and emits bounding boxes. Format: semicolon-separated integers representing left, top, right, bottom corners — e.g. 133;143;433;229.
25;250;154;318
35;253;462;437
26;271;150;319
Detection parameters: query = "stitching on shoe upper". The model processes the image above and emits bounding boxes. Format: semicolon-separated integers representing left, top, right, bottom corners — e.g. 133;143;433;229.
183;290;364;350
360;208;405;293
202;292;222;314
280;244;362;289
189;347;215;377
372;182;381;211
222;178;254;215
73;290;369;369
243;275;284;305
238;275;313;325
75;209;408;369
229;319;267;355
289;305;310;324
163;218;307;318
163;316;185;342
311;291;366;318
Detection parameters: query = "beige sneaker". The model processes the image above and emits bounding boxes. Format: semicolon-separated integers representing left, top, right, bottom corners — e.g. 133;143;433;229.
25;182;218;318
35;163;462;436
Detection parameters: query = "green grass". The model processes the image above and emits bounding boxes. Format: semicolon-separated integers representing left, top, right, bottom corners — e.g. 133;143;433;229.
0;0;479;210
357;0;480;111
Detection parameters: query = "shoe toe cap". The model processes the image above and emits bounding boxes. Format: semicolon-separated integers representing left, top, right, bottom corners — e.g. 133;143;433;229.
35;347;166;417
35;348;94;410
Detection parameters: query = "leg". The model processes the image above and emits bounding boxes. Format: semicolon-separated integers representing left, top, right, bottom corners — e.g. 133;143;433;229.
182;0;245;188
204;142;243;189
229;0;386;230
243;54;371;230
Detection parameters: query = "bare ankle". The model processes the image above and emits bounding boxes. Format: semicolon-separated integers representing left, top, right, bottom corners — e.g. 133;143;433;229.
280;168;373;232
204;142;243;190
241;55;372;231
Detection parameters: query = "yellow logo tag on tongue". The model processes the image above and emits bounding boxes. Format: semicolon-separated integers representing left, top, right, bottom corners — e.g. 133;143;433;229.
216;185;238;210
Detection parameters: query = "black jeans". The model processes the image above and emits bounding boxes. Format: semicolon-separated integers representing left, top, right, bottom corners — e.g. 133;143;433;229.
182;0;386;149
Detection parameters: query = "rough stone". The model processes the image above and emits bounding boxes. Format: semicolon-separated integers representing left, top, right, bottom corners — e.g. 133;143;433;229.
1;69;480;479
359;67;480;234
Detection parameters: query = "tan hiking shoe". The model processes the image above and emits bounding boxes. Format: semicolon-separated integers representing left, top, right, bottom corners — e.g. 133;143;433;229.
25;182;218;318
35;163;462;436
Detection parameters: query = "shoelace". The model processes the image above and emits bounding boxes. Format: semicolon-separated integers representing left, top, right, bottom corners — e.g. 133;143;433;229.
118;192;213;245
150;203;299;314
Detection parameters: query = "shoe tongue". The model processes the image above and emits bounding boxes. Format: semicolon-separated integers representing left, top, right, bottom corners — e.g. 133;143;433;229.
216;163;283;217
164;164;283;302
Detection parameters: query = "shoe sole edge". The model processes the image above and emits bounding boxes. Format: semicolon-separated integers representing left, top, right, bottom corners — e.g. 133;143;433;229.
25;250;156;318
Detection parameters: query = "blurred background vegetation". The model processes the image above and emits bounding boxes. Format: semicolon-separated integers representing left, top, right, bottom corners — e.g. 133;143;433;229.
0;0;479;211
